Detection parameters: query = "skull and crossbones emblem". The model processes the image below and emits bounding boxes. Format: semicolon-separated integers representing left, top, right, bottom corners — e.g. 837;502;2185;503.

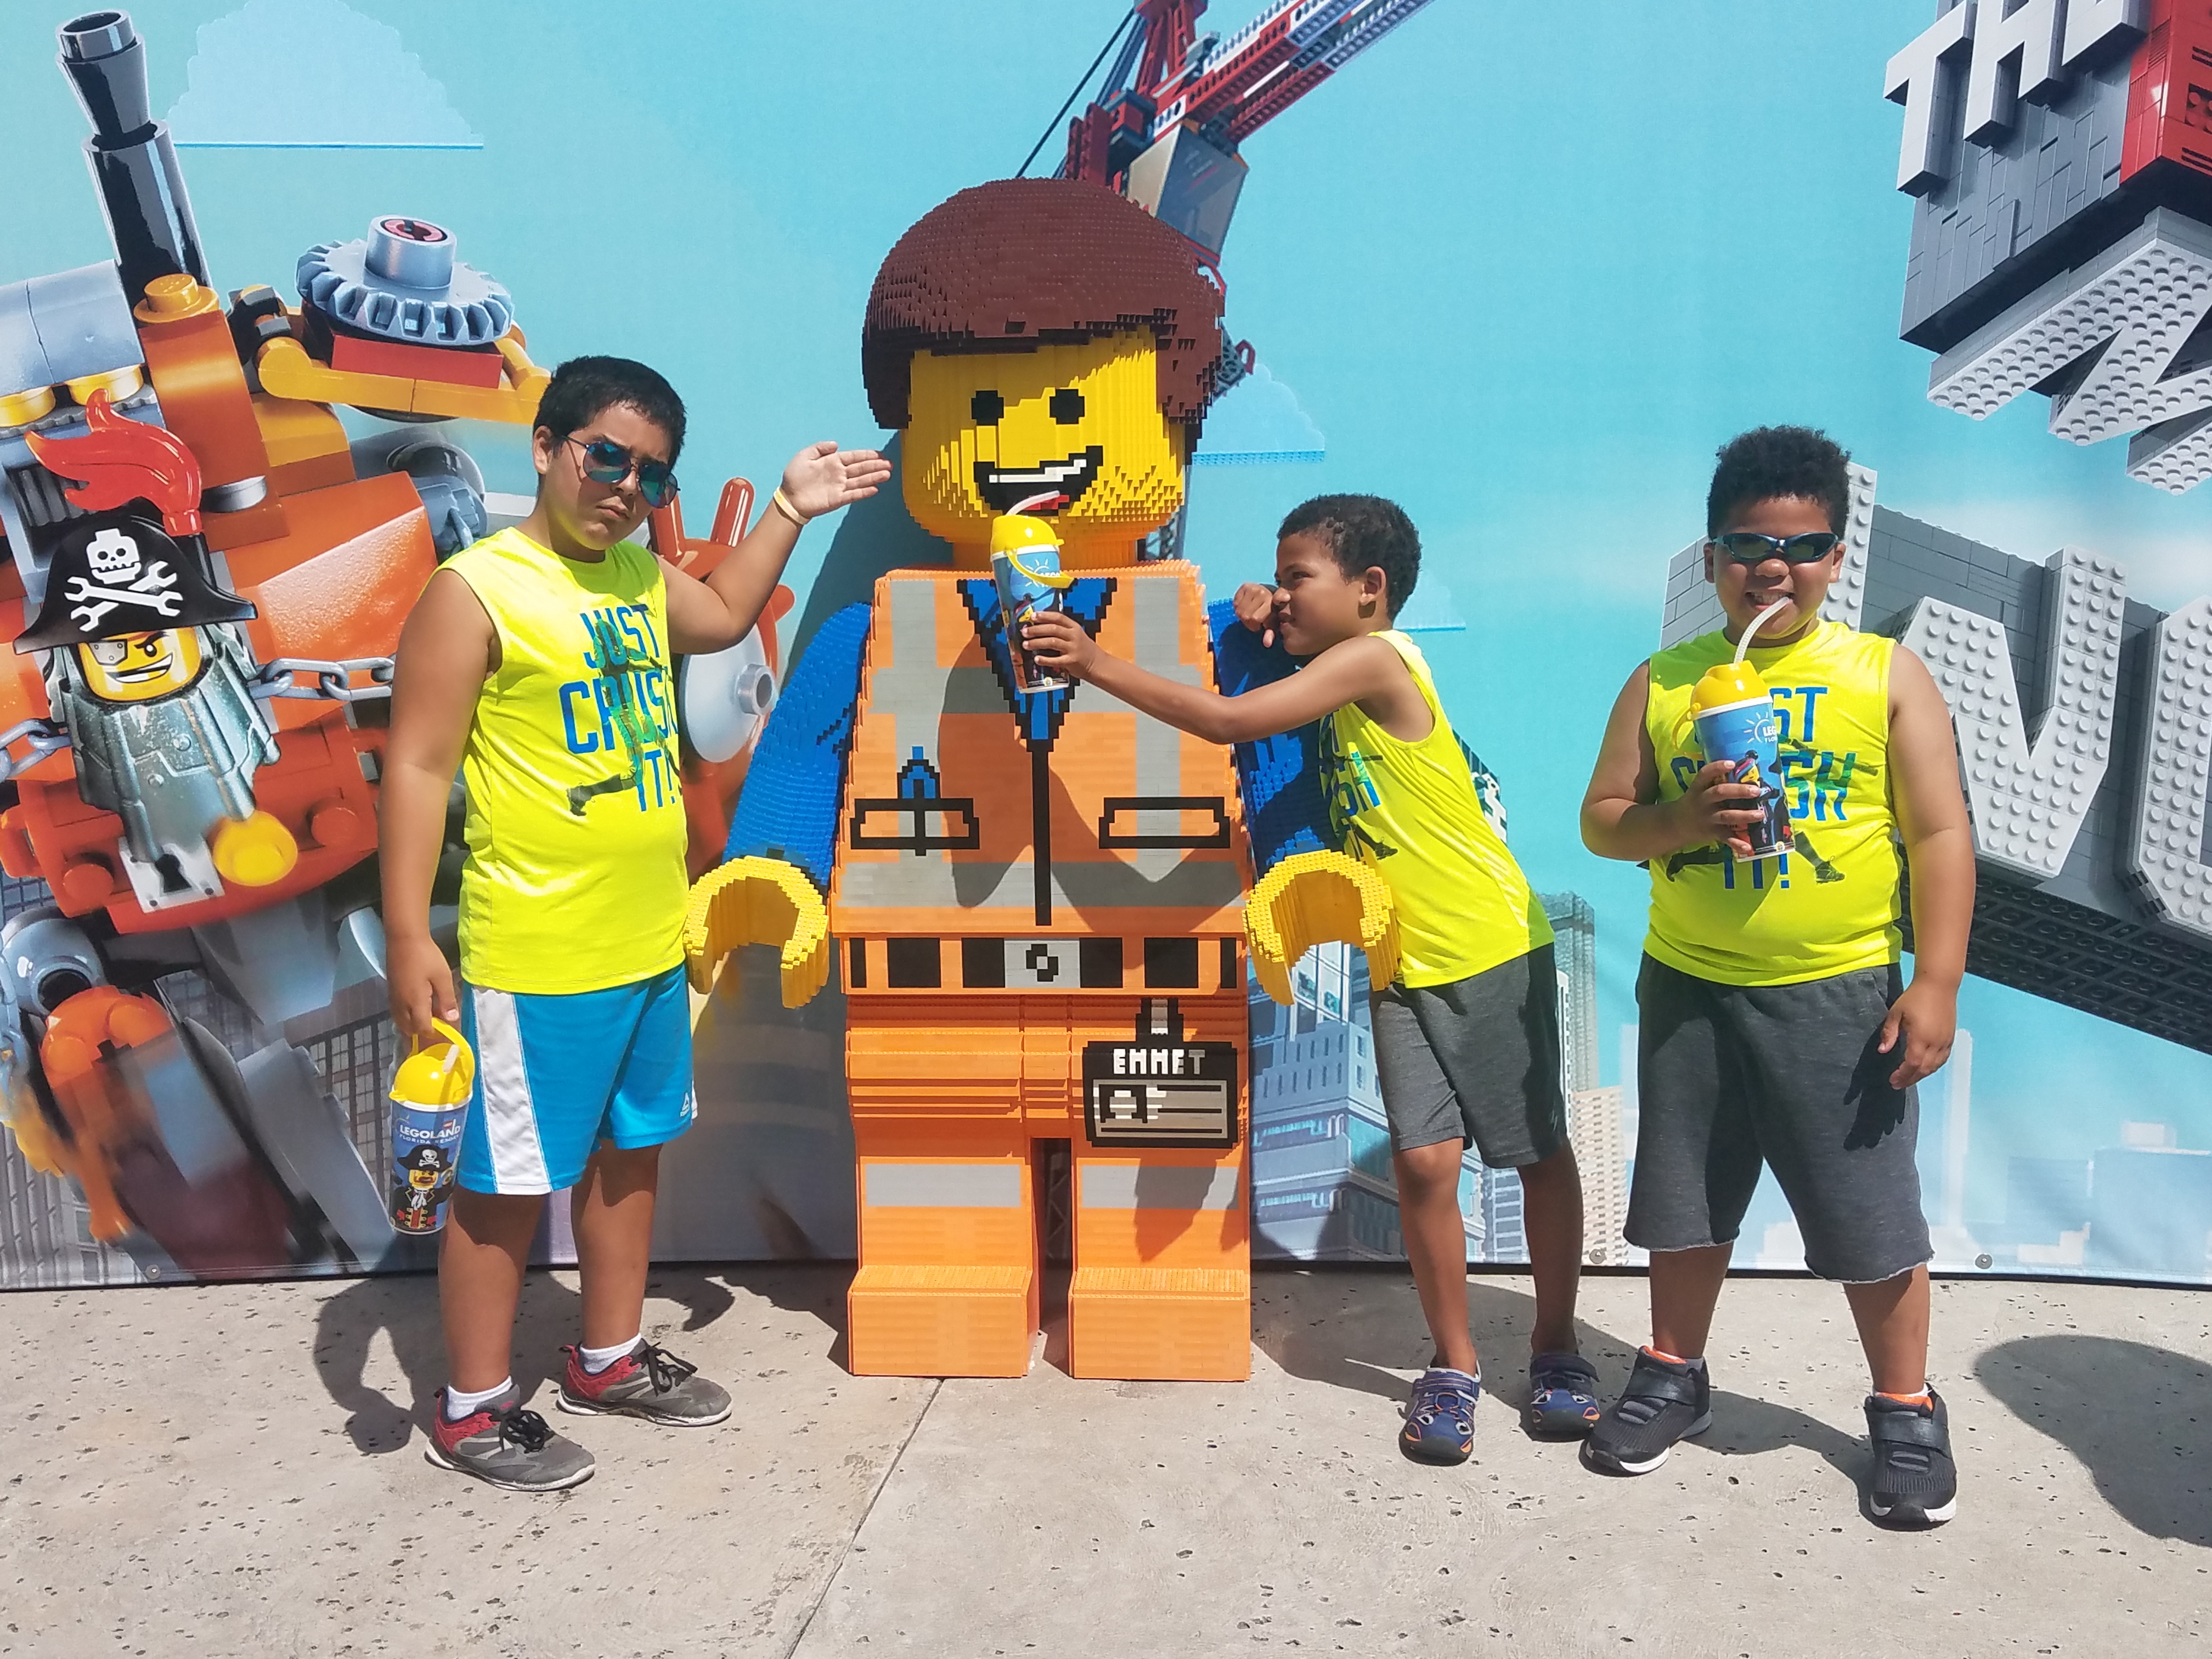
66;528;180;634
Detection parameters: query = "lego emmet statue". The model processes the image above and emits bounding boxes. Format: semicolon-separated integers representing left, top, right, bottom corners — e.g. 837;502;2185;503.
686;178;1392;1381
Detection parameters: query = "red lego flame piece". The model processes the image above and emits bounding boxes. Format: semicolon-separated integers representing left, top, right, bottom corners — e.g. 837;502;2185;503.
24;391;203;537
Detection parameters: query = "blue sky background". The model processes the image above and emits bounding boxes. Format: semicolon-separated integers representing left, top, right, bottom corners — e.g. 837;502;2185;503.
8;0;2210;1232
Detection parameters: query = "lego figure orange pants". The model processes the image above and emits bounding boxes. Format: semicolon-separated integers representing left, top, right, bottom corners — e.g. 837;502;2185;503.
845;988;1249;1381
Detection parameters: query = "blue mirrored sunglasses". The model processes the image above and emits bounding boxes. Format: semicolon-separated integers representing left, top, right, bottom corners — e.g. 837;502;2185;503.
565;435;678;507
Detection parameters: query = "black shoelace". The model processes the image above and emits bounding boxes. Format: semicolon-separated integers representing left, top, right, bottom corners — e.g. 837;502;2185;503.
492;1404;554;1452
636;1342;698;1394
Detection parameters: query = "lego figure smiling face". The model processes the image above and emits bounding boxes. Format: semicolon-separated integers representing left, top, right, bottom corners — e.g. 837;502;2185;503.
905;335;1186;559
863;179;1226;571
76;629;204;702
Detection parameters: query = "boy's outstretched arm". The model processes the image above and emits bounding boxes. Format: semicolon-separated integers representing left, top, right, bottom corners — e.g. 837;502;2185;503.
664;442;891;655
381;570;495;1039
1581;662;1764;862
1882;647;1975;1088
1024;609;1416;743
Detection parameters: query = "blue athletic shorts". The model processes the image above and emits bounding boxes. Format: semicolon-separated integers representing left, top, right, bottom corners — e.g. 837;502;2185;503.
455;964;696;1195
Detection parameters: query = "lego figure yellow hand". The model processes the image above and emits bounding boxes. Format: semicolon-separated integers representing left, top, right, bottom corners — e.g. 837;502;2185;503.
1245;850;1400;1006
682;855;832;1007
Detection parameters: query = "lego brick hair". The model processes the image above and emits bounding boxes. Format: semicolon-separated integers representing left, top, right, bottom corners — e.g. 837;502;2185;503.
862;179;1225;433
1277;494;1421;619
1706;425;1851;537
536;356;687;464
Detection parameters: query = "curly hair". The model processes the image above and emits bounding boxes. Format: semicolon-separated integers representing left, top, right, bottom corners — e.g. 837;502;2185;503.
862;178;1224;435
1278;494;1421;619
1706;425;1850;536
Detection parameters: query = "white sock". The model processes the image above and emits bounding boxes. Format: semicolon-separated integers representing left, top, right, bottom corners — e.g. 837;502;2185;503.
579;1336;640;1374
443;1377;513;1421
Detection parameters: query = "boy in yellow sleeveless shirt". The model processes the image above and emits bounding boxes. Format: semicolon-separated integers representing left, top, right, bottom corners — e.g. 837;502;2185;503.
1026;494;1597;1465
382;357;888;1490
1581;427;1974;1525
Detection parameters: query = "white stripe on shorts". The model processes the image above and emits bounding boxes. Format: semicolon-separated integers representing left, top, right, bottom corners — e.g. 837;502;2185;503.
471;985;552;1194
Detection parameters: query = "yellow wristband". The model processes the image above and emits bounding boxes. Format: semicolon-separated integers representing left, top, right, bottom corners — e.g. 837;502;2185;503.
770;488;808;528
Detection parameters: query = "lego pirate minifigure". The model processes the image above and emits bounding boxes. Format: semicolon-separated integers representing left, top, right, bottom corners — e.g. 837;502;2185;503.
21;396;300;904
687;179;1391;1381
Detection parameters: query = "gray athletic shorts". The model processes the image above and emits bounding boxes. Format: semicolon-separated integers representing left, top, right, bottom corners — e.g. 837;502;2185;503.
1369;944;1568;1169
1627;954;1932;1283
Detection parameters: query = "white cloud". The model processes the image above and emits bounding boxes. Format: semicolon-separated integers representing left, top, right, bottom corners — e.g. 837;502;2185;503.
167;0;481;149
1194;362;1324;466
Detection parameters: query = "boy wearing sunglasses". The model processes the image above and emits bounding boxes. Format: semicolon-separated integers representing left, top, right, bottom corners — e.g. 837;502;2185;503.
382;356;888;1490
1579;426;1973;1525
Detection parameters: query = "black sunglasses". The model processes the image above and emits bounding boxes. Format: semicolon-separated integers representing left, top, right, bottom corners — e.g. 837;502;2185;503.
1709;532;1841;566
564;435;678;507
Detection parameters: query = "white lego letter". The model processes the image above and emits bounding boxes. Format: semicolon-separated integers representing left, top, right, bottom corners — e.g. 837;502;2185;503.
1927;213;2212;492
1966;0;2067;144
1899;546;2126;882
2124;597;2212;945
1886;2;1977;194
2062;0;2149;67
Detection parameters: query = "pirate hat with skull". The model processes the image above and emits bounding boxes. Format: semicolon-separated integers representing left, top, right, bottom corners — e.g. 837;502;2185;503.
17;393;255;654
16;511;256;653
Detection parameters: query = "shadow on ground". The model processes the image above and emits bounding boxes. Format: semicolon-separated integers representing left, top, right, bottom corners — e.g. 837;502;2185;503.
1977;1333;2212;1547
1252;1266;1862;1477
309;1263;843;1455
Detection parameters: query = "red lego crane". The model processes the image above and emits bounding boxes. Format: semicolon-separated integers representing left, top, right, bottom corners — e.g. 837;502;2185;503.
1040;0;1441;256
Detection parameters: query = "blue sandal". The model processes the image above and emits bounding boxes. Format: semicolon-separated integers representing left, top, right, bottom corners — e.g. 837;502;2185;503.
1526;1351;1602;1437
1401;1367;1482;1464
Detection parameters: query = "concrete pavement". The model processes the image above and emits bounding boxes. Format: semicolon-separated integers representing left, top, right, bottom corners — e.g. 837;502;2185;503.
1;1267;2204;1657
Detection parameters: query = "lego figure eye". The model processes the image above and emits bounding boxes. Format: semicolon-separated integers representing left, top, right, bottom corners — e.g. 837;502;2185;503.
89;640;129;666
1050;388;1085;424
971;390;1004;424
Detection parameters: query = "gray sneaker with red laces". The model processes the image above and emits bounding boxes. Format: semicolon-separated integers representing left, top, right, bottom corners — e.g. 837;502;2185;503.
557;1340;732;1426
424;1385;595;1492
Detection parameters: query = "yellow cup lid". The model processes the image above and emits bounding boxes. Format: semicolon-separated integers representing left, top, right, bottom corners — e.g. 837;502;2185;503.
990;512;1062;558
1692;661;1768;709
390;1018;476;1107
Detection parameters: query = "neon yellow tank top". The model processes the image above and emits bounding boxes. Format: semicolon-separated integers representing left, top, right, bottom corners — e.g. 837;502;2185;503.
1644;620;1901;986
1322;631;1553;988
443;527;687;994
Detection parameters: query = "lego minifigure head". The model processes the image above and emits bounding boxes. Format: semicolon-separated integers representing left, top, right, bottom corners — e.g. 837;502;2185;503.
75;629;203;702
863;180;1224;568
528;356;686;559
1263;495;1420;658
1702;426;1852;648
401;1144;447;1192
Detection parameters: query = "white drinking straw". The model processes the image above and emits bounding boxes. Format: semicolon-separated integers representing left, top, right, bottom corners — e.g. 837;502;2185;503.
1734;598;1796;667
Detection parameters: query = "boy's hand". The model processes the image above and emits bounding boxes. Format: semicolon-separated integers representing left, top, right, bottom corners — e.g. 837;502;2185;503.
1023;610;1098;679
387;932;459;1040
1877;978;1957;1089
1675;760;1766;857
1234;582;1281;647
779;441;893;520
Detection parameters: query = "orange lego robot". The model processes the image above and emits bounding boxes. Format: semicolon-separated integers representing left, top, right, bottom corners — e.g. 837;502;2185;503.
687;180;1393;1380
0;10;780;1282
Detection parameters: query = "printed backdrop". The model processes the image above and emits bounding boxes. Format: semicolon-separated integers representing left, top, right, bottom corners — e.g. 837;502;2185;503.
3;0;2209;1289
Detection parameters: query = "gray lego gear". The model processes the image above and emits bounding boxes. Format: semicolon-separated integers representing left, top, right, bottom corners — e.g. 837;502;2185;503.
296;217;513;347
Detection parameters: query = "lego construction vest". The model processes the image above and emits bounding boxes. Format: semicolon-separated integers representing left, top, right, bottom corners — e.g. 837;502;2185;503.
1321;631;1551;987
445;528;687;994
1644;621;1903;986
831;565;1246;980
